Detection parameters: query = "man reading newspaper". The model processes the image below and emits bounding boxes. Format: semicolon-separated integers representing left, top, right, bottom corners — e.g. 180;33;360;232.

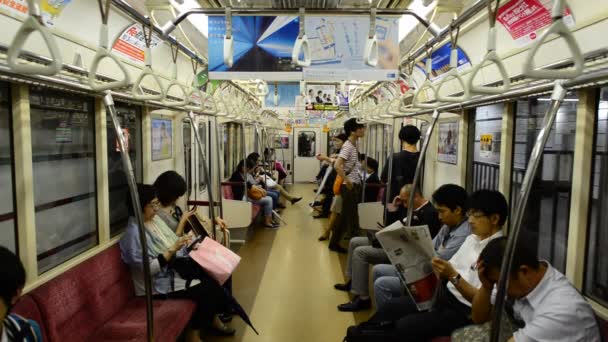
345;189;509;341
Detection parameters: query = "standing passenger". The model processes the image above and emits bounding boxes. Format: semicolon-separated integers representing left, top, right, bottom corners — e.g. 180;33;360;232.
329;118;365;252
381;125;421;225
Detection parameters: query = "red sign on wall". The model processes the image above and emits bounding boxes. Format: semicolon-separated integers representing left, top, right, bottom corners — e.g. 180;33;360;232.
496;0;574;46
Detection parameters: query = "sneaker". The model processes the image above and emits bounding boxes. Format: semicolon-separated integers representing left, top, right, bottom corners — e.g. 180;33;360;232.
334;280;351;292
264;223;280;229
337;296;372;312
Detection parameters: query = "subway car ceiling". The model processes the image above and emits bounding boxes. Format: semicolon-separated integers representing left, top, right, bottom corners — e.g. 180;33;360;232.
2;0;608;341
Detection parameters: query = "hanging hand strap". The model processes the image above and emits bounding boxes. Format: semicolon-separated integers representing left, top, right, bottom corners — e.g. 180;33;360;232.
436;21;469;102
88;0;131;92
292;8;311;67
412;44;439;109
467;0;511;95
7;0;63;76
131;18;166;101
522;0;583;79
224;8;234;67
162;42;189;107
364;8;379;67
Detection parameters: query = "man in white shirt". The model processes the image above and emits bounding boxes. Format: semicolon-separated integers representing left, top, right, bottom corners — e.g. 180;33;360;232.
359;189;508;340
472;236;602;342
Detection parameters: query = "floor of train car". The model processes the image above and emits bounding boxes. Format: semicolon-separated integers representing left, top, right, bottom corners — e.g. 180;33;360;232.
207;184;371;342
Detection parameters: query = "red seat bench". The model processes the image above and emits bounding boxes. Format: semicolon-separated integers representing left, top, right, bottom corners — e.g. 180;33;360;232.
13;245;195;342
221;182;262;224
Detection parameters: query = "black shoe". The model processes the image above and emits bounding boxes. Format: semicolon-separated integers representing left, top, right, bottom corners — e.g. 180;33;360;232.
334;280;351;292
208;325;236;336
290;197;303;204
329;244;347;254
338;296;372;312
313;214;329;219
219;312;233;323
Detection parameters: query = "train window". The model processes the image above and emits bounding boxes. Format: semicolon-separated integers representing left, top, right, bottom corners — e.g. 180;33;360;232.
107;103;142;236
29;88;98;273
585;87;608;306
467;104;503;192
0;84;16;252
198;121;207;192
511;94;578;272
297;131;316;157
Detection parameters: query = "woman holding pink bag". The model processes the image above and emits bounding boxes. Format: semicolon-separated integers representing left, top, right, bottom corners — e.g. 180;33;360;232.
119;184;236;342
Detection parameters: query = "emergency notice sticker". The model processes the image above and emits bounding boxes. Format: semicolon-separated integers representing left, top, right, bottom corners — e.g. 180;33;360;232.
111;23;162;63
496;0;574;47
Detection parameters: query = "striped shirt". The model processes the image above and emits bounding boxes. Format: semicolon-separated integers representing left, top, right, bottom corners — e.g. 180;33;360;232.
339;139;361;184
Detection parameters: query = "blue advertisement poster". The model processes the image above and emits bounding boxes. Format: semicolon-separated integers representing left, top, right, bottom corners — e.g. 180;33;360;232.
418;43;471;81
303;16;400;81
208;16;302;80
151;118;172;161
265;83;301;108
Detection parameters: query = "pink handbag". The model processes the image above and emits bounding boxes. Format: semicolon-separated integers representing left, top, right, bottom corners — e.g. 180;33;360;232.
189;237;241;285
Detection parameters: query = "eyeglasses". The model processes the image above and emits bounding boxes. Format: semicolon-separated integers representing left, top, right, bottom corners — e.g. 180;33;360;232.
149;201;161;209
467;211;487;219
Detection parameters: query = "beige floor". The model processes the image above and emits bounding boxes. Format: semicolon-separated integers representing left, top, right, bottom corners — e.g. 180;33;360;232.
207;184;372;342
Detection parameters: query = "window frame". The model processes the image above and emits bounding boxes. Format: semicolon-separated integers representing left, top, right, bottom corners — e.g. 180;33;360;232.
0;83;18;254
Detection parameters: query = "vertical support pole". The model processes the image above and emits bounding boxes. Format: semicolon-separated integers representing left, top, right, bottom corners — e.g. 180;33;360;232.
95;98;110;243
362;122;370;202
104;93;154;342
565;89;597;288
491;82;567;342
11;83;37;283
142;106;152;183
214;119;224;217
384;121;396;222
241;122;247;198
189;112;217;240
498;102;515;206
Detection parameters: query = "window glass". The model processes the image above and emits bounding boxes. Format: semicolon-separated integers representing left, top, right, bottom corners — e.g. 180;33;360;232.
182;121;192;198
0;83;16;252
511;95;577;273
107;102;142;236
297;131;316;157
468;104;503;192
585;87;608;306
29;88;98;273
198;121;207;191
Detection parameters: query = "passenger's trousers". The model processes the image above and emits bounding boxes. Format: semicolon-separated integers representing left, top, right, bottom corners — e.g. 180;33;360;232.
345;237;390;296
330;183;361;246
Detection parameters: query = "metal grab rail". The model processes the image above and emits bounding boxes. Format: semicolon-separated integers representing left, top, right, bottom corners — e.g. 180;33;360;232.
131;20;166;101
88;0;130;92
188;111;217;241
7;0;63;76
104;92;154;342
162;44;189;107
292;8;311;67
490;82;567;342
436;24;470;102
467;0;511;95
364;8;379;67
522;0;583;79
406;110;440;224
224;8;234;68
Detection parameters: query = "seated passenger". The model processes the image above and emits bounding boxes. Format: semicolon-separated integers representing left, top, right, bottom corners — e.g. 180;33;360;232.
153;170;228;239
0;246;43;342
472;236;602;342
119;184;236;341
334;184;441;312
351;189;507;341
372;184;467;314
363;157;380;203
229;159;279;228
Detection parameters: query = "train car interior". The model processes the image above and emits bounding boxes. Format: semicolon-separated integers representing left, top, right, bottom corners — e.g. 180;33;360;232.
0;0;608;341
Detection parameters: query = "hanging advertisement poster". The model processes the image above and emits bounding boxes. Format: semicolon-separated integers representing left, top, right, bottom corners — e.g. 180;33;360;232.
418;43;472;81
0;0;72;26
304;84;348;111
208;16;302;80
111;23;162;63
303;16;400;81
275;136;290;149
151;118;172;161
265;83;300;108
437;121;459;165
496;0;574;47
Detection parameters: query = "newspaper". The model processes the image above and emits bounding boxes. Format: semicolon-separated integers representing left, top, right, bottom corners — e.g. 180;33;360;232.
376;221;439;311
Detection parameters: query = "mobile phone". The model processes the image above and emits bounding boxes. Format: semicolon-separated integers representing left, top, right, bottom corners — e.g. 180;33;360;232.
186;235;204;252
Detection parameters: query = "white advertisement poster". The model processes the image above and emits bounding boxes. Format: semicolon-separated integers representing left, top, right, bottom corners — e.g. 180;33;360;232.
111;23;163;64
438;121;459;165
151;118;172;161
0;0;72;26
303;16;400;81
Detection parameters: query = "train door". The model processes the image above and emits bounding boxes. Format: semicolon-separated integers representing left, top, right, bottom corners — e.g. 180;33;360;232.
273;132;293;184
294;127;322;182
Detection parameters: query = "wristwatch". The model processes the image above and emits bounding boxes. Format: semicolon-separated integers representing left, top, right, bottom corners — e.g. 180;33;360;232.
449;273;461;286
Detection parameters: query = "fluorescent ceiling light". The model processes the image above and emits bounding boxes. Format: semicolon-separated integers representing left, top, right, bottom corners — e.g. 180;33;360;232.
170;0;208;38
399;0;435;42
